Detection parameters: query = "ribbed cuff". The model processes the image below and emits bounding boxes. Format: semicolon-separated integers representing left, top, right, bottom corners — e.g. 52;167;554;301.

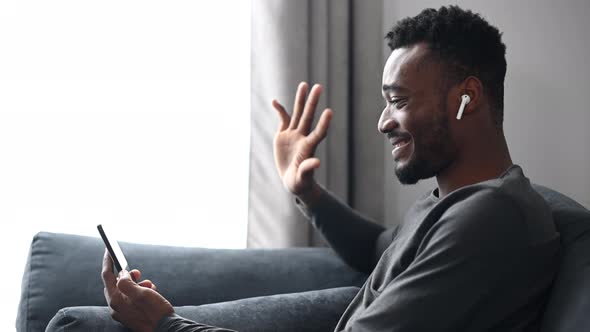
156;313;182;331
294;196;314;219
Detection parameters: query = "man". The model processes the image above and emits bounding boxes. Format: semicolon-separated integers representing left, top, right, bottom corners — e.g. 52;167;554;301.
102;6;560;331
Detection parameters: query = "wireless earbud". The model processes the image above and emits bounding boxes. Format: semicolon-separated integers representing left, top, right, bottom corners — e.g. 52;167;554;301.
456;94;471;120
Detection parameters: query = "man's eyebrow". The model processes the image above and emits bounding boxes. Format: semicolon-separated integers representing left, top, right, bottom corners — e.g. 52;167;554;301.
382;83;409;93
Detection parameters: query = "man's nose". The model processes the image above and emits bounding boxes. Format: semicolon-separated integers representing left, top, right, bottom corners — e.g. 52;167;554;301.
378;111;398;134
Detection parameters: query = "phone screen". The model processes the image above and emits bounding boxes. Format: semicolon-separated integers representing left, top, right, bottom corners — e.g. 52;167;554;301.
97;224;129;273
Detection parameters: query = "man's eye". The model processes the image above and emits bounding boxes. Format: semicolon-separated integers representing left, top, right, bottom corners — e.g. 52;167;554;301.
390;99;406;108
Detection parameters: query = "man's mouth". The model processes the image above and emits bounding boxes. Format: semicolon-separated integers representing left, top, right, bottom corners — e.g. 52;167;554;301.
389;136;412;160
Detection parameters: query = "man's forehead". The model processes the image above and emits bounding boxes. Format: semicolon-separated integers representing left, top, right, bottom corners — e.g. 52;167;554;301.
382;43;432;88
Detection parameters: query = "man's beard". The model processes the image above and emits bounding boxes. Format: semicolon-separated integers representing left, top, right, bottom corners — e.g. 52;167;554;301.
394;111;454;185
395;152;437;184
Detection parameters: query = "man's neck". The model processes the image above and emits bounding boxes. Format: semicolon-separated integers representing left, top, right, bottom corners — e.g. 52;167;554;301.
436;135;513;198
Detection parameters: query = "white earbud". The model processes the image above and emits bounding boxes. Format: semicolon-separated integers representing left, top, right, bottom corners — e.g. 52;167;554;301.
456;94;471;120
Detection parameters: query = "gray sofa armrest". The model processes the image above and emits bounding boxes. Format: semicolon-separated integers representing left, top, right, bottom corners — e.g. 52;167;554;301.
46;287;361;332
17;232;366;332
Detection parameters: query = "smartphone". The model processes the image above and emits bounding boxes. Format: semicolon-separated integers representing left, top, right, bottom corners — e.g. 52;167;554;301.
97;224;130;273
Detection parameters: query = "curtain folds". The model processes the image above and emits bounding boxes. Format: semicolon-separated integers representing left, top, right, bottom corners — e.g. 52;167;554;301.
248;0;386;248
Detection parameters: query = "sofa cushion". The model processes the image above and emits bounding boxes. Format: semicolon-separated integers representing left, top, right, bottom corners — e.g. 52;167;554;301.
45;286;361;332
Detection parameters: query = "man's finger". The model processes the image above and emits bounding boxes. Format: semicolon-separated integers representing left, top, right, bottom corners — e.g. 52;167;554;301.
102;249;113;276
117;270;144;300
309;108;333;145
138;279;155;289
101;250;118;299
103;287;111;304
272;99;290;131
298;84;322;134
129;269;141;282
289;82;308;129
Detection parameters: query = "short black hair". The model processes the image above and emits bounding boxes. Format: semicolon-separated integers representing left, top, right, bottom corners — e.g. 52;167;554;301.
386;6;507;126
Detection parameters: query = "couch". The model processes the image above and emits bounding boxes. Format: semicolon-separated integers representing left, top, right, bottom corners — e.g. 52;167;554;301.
16;185;590;332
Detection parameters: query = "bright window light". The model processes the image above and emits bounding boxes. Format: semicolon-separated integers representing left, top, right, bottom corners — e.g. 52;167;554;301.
0;1;251;329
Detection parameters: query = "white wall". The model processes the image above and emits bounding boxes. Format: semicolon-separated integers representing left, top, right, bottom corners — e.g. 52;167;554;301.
0;1;250;330
383;0;590;226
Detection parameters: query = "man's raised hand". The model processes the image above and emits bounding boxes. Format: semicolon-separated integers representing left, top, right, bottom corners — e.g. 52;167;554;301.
272;82;333;201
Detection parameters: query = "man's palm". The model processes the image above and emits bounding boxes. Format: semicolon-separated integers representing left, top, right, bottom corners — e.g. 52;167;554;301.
272;83;333;196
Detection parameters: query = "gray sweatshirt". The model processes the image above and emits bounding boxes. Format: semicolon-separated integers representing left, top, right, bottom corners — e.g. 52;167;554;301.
157;165;560;331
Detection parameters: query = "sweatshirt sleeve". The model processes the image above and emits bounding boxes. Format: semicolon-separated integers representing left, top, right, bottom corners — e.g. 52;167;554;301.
156;314;237;332
295;186;388;273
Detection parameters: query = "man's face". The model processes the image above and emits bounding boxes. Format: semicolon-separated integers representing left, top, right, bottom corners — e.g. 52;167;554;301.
378;43;457;185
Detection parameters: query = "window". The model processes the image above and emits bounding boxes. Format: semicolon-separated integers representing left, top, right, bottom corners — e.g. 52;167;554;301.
0;1;250;328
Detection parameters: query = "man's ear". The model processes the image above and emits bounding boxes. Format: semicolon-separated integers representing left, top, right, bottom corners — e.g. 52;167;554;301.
453;76;483;119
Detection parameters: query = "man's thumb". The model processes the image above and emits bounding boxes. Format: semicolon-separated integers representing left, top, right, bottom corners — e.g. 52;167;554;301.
297;158;320;180
117;270;142;298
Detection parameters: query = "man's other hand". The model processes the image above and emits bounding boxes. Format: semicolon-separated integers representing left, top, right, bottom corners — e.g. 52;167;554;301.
102;250;174;332
272;82;333;203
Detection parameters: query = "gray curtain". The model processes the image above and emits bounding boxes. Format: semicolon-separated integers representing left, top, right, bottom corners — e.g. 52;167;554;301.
248;0;388;248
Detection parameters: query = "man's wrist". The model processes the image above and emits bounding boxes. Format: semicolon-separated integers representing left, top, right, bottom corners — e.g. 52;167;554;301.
155;313;180;332
295;182;323;210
